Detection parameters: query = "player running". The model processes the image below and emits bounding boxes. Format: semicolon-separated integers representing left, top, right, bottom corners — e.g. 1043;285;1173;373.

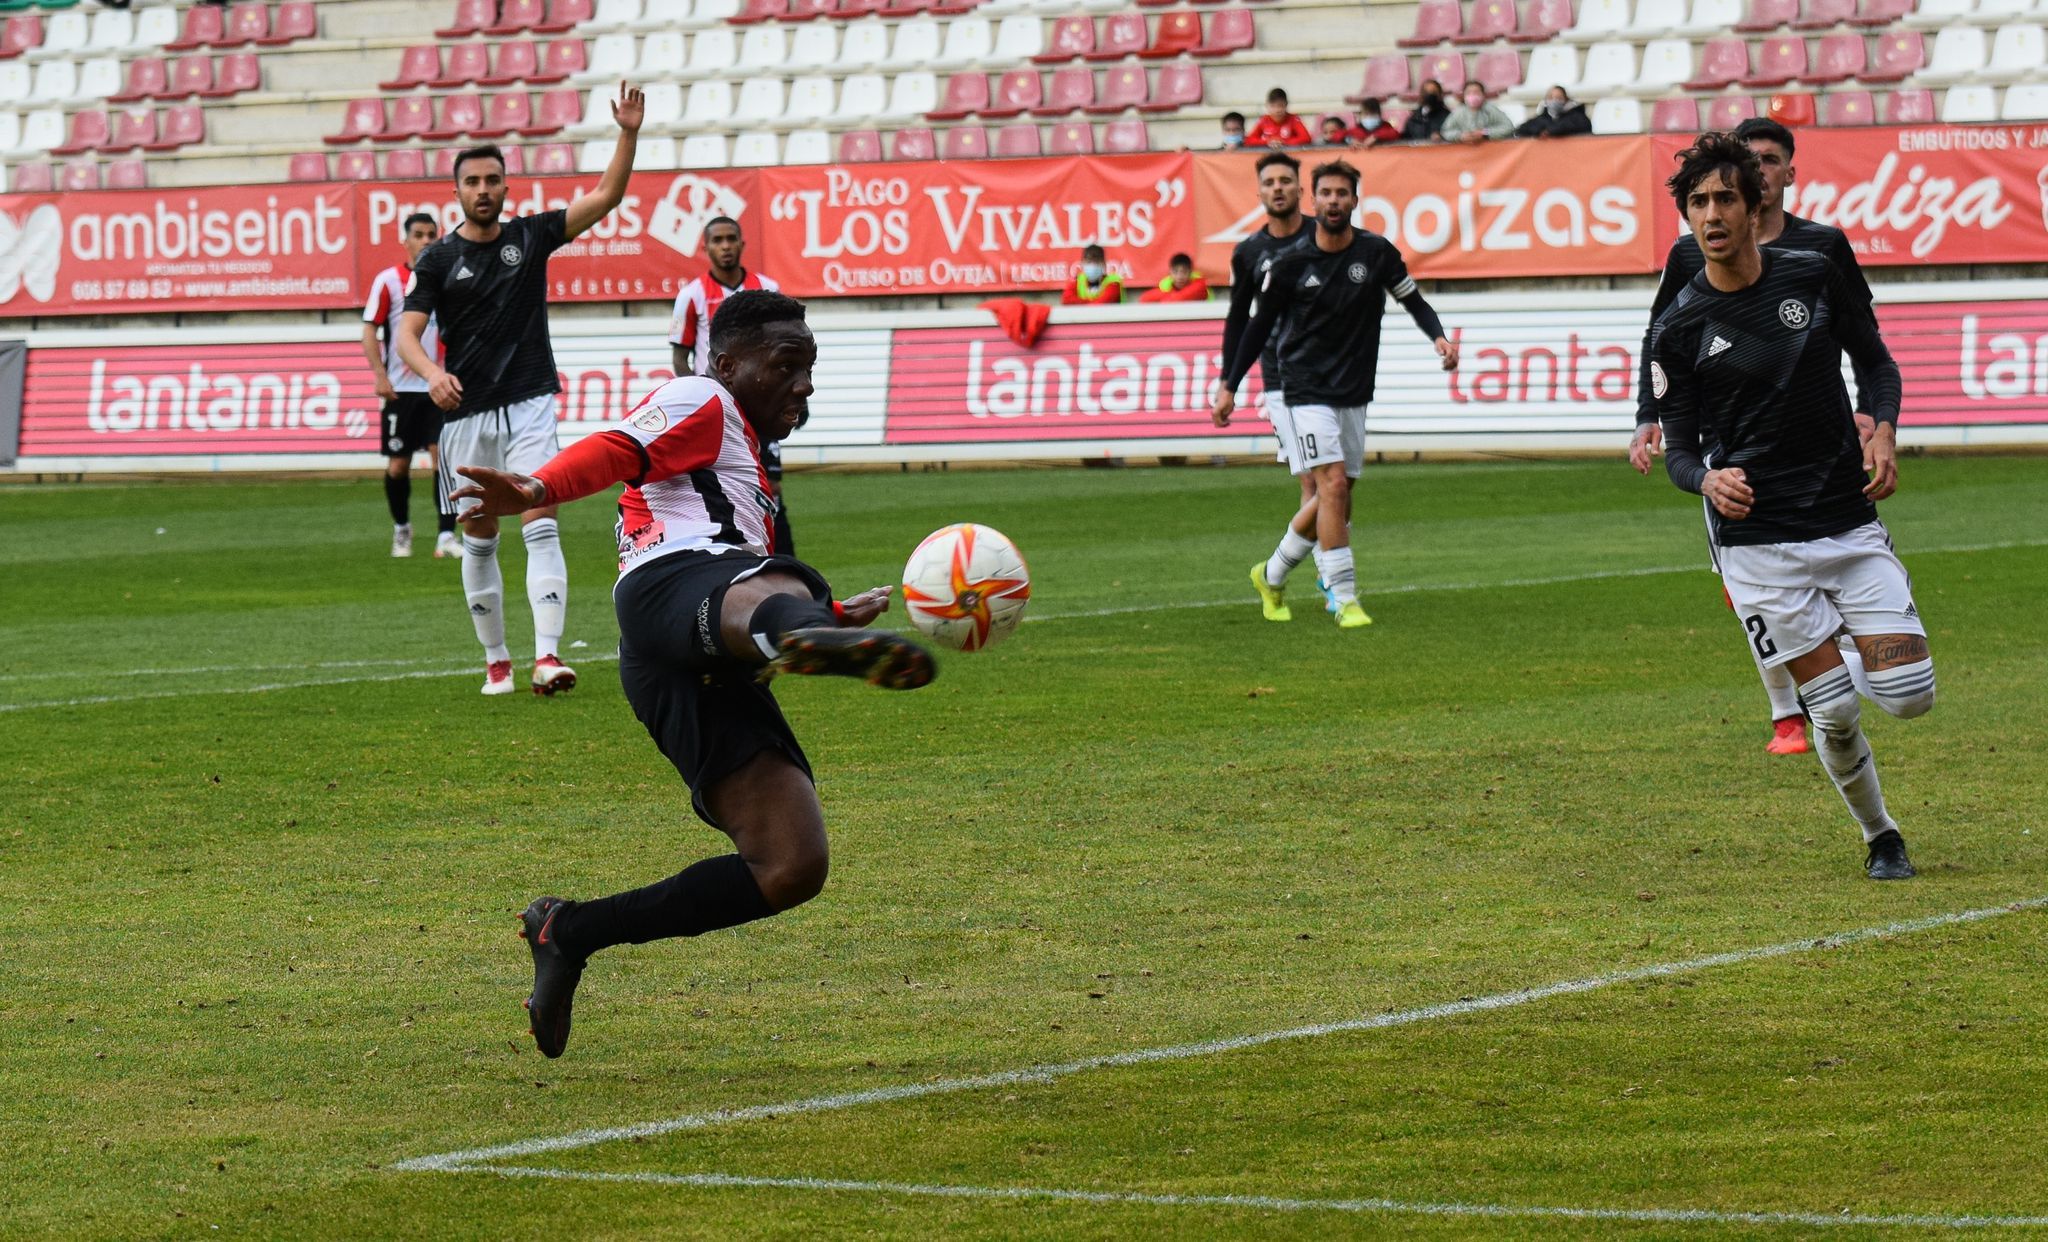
1213;160;1458;629
670;216;793;552
448;290;937;1058
1649;132;1928;881
361;211;460;560
1631;118;1883;757
397;83;644;697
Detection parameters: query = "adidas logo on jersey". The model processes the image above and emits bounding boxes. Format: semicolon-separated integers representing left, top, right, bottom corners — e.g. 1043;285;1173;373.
454;264;475;280
1301;273;1322;288
1708;335;1733;357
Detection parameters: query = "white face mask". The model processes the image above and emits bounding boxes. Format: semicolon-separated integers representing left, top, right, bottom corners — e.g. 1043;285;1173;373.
1081;262;1106;282
1546;99;1567;116
1222;133;1245;147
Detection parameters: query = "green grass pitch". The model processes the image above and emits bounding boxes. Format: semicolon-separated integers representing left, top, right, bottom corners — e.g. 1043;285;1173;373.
4;455;2045;1239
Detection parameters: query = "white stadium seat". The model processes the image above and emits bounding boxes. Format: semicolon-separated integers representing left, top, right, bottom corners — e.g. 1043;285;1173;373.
736;25;788;76
76;57;120;105
2002;82;2048;119
568;87;616;135
838;21;890;71
731;75;785;124
1512;45;1579;99
637;30;684;78
788;23;839;72
1592;97;1644;132
26;10;87;61
1624;0;1684;36
1632;39;1694;93
0;111;18;156
587;0;643;32
132;6;179;50
1982;24;2045;82
1497;98;1529;124
1577;41;1637;93
26;59;77;106
640;135;680;168
988;15;1044;64
684;0;741;27
87;7;135;53
837;73;887;119
1674;0;1741;36
641;80;684;127
1564;0;1631;44
0;65;33;109
783;74;837;123
936;17;994;68
682;78;733;127
1939;83;1996;121
783;128;830;163
732;132;780;166
881;70;938;118
633;0;693;29
681;132;728;168
18;107;62;154
1971;0;2036;23
1900;0;1973;28
1918;26;1986;82
884;18;942;71
683;27;736;78
578;138;617;172
579;33;639;84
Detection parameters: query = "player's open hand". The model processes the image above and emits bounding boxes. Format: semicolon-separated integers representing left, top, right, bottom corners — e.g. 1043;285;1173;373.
1863;421;1898;501
1209;385;1235;428
426;368;463;412
1434;336;1459;372
1854;412;1877;448
449;466;546;521
837;585;894;626
1627;422;1663;475
611;83;645;134
1703;467;1753;520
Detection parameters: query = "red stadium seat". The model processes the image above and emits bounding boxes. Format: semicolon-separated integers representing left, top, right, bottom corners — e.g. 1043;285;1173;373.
1347;53;1411;104
0;14;43;59
326;99;386;144
167;53;213;97
1193;9;1253;55
1880;88;1932;123
1416;50;1466;96
107;108;156;151
424;93;484;140
1744;35;1806;86
483;40;539;85
1734;0;1797;31
202;52;261;97
382;95;437;141
60;160;100;193
942;125;988;158
1031;66;1095;115
1768;92;1815;125
832;0;885;17
1138;59;1201;111
1820;88;1872;124
1703;94;1757;128
1510;0;1573;43
1035;16;1094;63
486;0;548;35
729;0;788;23
1137;0;1175;7
1048;121;1094;153
51;110;110;155
109;56;168;103
499;145;526;175
1861;31;1923;82
165;3;226;50
1805;33;1864;83
473;92;536;137
892;127;936;159
336;149;378;180
431;147;460;179
534;88;582;131
929;72;990;120
981;68;1042;117
1399;0;1461;48
1474;46;1521;94
11;163;54;193
929;0;979;15
1683;38;1748;89
880;0;932;16
786;0;836;18
1142;12;1202;59
437;0;495;38
383;147;429;179
1792;0;1854;28
220;1;270;48
434;42;490;87
1456;0;1518;43
1102;118;1148;151
838;129;882;161
993;122;1040;156
1847;0;1910;25
534;39;585;84
258;0;318;45
287;151;331;181
381;45;441;91
531;142;576;173
1087;13;1146;60
535;0;594;32
1088;63;1147;112
1650;96;1700;130
143;105;206;152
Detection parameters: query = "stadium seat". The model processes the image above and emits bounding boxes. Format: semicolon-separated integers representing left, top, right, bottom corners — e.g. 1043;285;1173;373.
837;128;882;160
577;32;634;82
1591;96;1643;130
131;6;177;50
384;95;438;141
1048;119;1093;152
2002;82;2048;120
27;6;81;57
636;133;677;166
882;70;938;118
787;21;838;69
1102;117;1146;150
218;1;269;48
532;88;580;131
1035;16;1092;62
538;0;595;31
1743;35;1807;86
1141;12;1200;58
891;125;935;158
1880;87;1932;122
1346;53;1410;103
837;21;888;68
785;0;834;18
1733;0;1796;30
473;91;536;137
1514;44;1575;98
832;0;886;16
1630;39;1690;92
1702;93;1756;127
1624;0;1683;36
1087;63;1146;112
1512;0;1574;42
326;98;384;144
736;24;787;74
1940;82;1996;121
731;75;785;124
438;0;496;37
1139;58;1199;111
929;71;989;118
106;106;153;151
1861;30;1923;80
143;103;203;150
880;0;934;17
23;57;72;104
0;14;40;58
435;43;489;87
488;0;549;34
783;127;829;161
729;0;785;22
1984;24;2045;83
1682;37;1746;88
1457;0;1516;43
989;15;1042;62
683;0;743;25
1898;0;1969;28
58;157;95;190
1819;88;1871;122
163;52;212;97
1674;0;1741;34
642;29;688;77
782;73;835;121
936;16;992;67
1792;0;1854;27
261;1;318;45
109;55;166;102
588;0;641;28
838;72;887;117
1973;0;2035;21
1193;9;1252;55
0;61;24;105
982;66;1041;115
941;123;987;157
84;4;129;53
1031;65;1092;114
1803;32;1862;83
10;160;51;191
885;17;942;69
383;147;428;178
732;131;780;164
1650;95;1699;129
575;136;612;169
287;150;329;180
1918;25;1986;82
1846;0;1909;25
382;45;440;91
48;106;105;154
15;104;57;150
682;78;733;126
1081;12;1140;61
424;93;482;140
1473;46;1521;93
642;79;683;124
75;52;116;98
993;121;1038;155
1578;41;1637;93
1564;0;1628;43
205;52;259;97
335;148;377;180
1768;91;1814;124
483;40;540;86
534;38;585;83
1399;0;1461;47
1417;49;1466;94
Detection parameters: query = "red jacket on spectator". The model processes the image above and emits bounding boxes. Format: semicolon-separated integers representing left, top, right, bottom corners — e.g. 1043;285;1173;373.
1246;113;1312;147
1353;117;1401;144
1138;276;1211;303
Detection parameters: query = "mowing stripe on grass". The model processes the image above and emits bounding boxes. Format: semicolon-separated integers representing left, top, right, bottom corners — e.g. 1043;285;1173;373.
392;895;2048;1174
460;1166;2048;1231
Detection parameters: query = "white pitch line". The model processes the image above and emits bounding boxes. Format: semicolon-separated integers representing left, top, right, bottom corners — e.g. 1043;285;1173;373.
0;656;625;714
392;895;2048;1174
460;1166;2048;1232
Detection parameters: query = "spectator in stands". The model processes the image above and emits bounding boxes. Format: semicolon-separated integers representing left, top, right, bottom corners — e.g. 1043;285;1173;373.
1246;89;1313;149
1319;115;1355;147
1139;254;1211;303
1351;99;1402;148
1220;112;1248;149
1440;81;1515;145
1515;85;1592;139
1063;244;1125;305
1402;79;1450;143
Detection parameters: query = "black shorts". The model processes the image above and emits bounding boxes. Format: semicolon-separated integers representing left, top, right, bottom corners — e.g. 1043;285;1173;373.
380;393;443;458
614;549;833;827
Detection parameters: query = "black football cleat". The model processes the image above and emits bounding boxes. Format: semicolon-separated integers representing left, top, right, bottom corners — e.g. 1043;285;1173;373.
1865;830;1916;880
518;896;585;1058
765;627;937;690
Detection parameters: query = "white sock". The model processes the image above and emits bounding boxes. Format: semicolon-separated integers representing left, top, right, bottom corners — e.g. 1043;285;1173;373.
462;534;510;664
1265;528;1314;588
1838;637;1875;700
1322;545;1357;604
1799;665;1897;842
1758;657;1803;721
523;517;568;661
1310;543;1327;585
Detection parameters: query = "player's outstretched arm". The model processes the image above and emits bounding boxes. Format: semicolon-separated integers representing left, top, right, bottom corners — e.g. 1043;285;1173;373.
565;83;644;240
449;466;546;522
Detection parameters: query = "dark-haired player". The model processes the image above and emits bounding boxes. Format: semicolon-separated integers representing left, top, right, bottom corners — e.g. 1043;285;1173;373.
1214;160;1458;630
1649;132;1928;881
362;211;460;560
398;83;644;696
448;290;937;1058
1631;118;1881;755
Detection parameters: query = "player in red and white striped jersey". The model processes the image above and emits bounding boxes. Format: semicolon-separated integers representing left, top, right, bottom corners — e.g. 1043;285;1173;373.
360;212;459;558
449;290;935;1059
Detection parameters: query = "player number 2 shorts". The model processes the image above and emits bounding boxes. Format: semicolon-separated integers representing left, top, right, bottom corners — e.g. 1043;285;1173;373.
1285;403;1369;478
1717;520;1925;669
437;394;562;517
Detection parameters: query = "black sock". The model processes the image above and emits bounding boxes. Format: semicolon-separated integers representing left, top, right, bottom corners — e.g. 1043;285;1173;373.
437;510;458;535
553;854;775;958
384;473;409;525
748;592;836;655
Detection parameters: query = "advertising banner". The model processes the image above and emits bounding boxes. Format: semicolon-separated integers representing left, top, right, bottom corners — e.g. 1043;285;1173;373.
755;153;1192;298
1883;298;2048;425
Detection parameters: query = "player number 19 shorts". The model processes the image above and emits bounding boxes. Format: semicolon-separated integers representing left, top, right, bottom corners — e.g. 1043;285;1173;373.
1285;403;1369;479
437;394;562;518
1717;520;1925;669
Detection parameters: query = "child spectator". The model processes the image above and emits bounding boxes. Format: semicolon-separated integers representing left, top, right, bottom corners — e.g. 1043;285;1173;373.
1401;79;1450;142
1352;98;1402;147
1138;254;1211;303
1246;89;1312;148
1062;244;1125;305
1440;81;1515;144
1220;111;1247;148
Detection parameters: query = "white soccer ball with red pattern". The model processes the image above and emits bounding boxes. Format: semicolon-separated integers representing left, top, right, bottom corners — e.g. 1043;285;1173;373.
900;523;1031;652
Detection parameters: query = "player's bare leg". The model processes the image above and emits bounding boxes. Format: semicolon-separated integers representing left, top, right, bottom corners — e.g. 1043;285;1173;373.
1787;633;1933;879
725;572;935;689
1311;462;1370;629
519;503;574;695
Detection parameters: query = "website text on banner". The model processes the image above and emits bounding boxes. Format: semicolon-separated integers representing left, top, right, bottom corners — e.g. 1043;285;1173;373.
1648;122;2048;264
1192;137;1659;282
755;153;1190;298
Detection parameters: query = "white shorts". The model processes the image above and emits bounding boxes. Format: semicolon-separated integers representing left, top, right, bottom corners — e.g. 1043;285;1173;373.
1717;520;1925;669
1286;403;1368;478
1262;390;1294;466
437;394;562;517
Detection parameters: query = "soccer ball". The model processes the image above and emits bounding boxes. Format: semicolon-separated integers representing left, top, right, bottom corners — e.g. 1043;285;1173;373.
900;523;1031;652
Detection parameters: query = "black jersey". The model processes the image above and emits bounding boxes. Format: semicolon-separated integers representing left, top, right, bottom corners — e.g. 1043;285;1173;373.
1636;213;1874;426
1220;221;1313;393
1651;249;1901;548
403;210;570;419
1222;229;1435;408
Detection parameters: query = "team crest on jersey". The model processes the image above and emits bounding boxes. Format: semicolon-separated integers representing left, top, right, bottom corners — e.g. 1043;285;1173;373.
500;244;523;267
632;407;668;434
1778;299;1810;329
1347;263;1367;283
1650;360;1668;399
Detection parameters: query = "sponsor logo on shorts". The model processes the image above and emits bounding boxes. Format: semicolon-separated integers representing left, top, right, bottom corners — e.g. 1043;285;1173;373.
500;245;523;267
1778;299;1809;329
695;597;715;655
388;436;405;453
1903;601;1918;619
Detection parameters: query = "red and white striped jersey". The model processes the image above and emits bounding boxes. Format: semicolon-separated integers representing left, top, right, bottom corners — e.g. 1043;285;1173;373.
608;376;778;577
667;270;779;375
362;264;440;392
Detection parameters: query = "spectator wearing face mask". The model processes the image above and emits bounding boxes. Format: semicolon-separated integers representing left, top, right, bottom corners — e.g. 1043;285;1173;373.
1349;99;1401;148
1514;86;1593;139
1246;88;1313;148
1440;81;1515;144
1220;111;1247;149
1402;79;1450;142
1062;244;1125;305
